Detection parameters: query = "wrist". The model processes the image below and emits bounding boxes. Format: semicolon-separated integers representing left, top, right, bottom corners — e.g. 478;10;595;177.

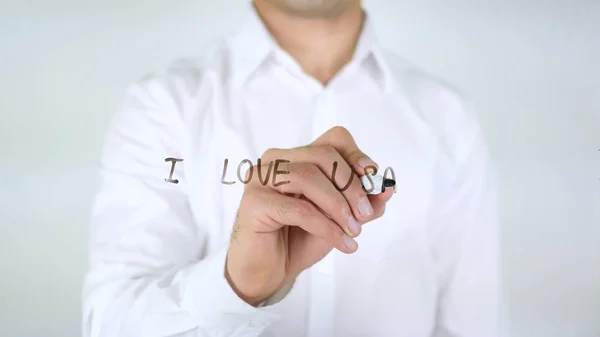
224;255;283;306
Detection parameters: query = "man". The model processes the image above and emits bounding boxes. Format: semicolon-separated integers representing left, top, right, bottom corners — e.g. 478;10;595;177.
83;0;505;336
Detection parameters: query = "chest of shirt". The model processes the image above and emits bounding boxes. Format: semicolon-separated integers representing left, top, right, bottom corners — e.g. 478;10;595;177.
181;85;441;335
186;83;437;258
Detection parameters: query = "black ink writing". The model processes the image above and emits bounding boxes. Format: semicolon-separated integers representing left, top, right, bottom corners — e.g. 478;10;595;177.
167;157;395;193
237;159;253;184
331;161;354;192
221;159;235;185
220;158;394;194
164;157;183;184
272;159;291;187
256;158;274;186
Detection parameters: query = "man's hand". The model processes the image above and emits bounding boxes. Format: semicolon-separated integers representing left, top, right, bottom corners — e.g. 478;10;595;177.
225;126;394;306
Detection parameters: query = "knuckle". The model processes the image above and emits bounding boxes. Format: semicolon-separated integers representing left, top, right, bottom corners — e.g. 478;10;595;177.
346;149;364;161
353;188;368;200
322;221;339;241
314;144;337;158
261;147;279;160
292;199;314;217
275;203;287;220
334;198;349;215
329;126;350;138
276;178;293;194
296;164;321;182
321;145;337;158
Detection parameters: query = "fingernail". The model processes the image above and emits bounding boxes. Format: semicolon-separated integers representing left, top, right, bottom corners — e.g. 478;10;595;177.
359;157;376;170
347;215;361;236
342;234;358;251
357;197;374;217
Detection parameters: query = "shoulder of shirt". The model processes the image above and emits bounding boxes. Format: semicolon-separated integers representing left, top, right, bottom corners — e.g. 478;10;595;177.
126;38;230;124
378;48;484;164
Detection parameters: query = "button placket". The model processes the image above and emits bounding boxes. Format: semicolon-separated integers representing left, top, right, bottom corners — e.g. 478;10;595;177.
312;91;338;135
306;90;337;337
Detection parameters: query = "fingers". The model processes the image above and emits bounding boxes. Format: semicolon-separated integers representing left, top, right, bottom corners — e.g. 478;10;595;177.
239;126;393;240
261;162;363;237
260;145;375;224
368;187;394;218
248;188;358;254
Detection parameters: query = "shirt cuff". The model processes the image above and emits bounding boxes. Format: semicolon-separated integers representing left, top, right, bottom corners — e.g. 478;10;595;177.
259;279;295;307
181;246;283;336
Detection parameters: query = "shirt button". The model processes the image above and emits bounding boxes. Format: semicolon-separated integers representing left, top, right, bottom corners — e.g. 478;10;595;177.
247;320;267;334
248;320;264;328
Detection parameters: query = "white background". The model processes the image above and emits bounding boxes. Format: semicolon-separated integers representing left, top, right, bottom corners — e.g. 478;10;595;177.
0;1;598;336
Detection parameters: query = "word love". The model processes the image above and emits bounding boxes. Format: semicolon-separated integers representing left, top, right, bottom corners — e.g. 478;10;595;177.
220;158;396;193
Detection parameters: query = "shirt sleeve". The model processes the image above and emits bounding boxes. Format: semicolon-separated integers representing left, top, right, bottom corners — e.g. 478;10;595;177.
82;77;283;337
428;102;510;337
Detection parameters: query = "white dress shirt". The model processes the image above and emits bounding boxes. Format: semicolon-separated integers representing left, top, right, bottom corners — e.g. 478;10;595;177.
83;7;506;337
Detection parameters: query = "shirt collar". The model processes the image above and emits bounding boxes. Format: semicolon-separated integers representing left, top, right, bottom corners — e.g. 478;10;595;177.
227;5;389;90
